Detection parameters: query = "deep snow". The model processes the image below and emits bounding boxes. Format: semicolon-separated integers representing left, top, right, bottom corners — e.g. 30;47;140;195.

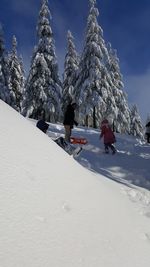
0;100;150;267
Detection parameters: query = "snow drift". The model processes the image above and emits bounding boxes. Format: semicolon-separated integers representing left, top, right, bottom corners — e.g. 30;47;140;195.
0;100;150;267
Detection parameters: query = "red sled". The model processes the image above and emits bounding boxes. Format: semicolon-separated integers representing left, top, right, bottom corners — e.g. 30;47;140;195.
70;137;88;145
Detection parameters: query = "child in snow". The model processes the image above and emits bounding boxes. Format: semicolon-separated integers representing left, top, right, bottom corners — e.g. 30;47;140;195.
100;119;116;154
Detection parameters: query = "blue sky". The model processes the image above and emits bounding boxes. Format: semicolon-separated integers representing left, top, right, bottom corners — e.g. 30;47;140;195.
0;0;150;121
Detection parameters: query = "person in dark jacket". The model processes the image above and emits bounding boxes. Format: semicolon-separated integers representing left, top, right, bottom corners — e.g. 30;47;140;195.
36;119;49;133
63;102;78;142
145;121;150;143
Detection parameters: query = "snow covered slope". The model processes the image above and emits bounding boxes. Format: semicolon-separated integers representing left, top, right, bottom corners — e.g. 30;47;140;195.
0;100;150;267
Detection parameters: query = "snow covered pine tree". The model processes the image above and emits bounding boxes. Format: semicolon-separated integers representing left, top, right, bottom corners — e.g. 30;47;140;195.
7;36;25;112
74;0;116;128
62;30;79;113
130;104;144;139
0;24;12;104
23;0;62;122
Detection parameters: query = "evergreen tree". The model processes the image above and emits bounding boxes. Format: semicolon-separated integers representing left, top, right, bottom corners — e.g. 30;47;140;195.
0;24;10;103
8;36;25;112
23;0;62;122
74;0;110;128
62;30;79;112
130;104;143;138
19;55;26;112
107;43;131;133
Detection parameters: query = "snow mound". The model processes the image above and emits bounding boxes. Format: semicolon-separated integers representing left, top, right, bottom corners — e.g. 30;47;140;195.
0;101;150;267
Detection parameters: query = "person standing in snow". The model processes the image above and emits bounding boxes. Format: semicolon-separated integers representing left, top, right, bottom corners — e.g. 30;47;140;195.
145;121;150;143
100;119;116;154
63;101;78;142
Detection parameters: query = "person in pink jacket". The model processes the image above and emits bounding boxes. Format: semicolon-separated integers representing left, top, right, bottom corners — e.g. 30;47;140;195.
100;119;116;154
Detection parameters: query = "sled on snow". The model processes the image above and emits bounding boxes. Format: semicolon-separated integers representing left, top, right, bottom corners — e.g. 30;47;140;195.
70;137;88;145
54;136;83;157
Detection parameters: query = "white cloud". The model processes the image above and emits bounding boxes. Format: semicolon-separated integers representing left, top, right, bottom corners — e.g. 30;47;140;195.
124;69;150;122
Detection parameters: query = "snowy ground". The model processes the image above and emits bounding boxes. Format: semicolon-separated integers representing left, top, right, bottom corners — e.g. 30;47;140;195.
46;121;150;188
0;100;150;267
46;121;150;222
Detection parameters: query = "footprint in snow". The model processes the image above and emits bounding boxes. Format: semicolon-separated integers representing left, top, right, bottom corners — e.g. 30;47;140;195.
62;202;71;212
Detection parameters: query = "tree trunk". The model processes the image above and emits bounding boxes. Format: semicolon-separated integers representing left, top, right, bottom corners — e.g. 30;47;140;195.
85;115;88;127
93;106;96;128
112;120;115;132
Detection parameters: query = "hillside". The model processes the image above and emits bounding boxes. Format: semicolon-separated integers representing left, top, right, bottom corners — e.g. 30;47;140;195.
0;100;150;267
